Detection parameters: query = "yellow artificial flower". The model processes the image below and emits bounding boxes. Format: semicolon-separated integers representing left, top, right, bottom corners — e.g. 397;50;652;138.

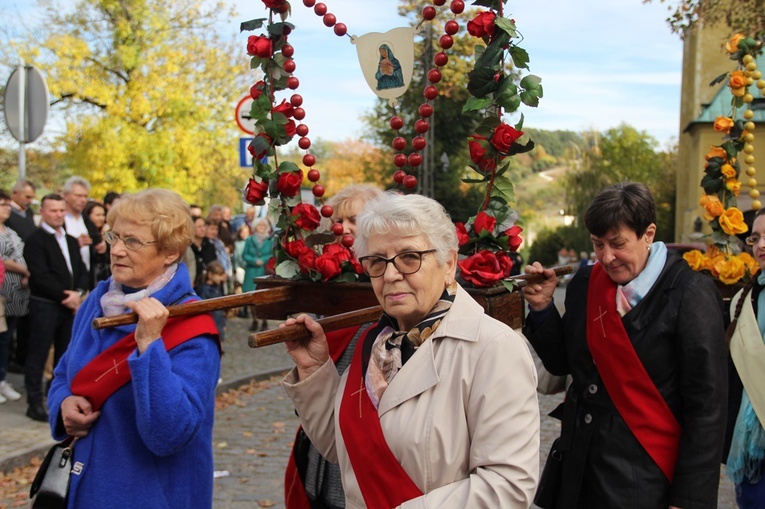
716;255;746;285
683;250;707;271
730;70;747;89
719;207;748;235
726;177;742;196
714;116;735;133
699;194;724;220
738;252;759;276
721;164;737;178
705;146;728;161
726;33;746;54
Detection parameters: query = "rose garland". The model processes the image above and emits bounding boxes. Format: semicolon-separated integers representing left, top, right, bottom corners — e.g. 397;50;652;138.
240;0;541;287
684;34;764;285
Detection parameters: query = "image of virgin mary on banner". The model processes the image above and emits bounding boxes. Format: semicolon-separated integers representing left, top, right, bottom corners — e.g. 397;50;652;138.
352;27;415;106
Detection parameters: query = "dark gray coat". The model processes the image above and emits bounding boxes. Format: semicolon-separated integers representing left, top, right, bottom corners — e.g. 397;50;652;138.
525;253;728;509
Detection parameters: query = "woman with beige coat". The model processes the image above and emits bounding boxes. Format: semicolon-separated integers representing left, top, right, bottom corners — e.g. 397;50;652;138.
281;192;539;508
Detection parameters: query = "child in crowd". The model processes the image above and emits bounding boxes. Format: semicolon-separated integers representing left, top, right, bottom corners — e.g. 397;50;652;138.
194;260;227;342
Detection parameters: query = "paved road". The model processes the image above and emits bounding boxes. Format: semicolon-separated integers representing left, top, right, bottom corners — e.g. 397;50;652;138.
0;300;739;508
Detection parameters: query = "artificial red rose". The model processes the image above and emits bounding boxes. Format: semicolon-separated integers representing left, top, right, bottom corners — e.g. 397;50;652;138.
250;80;266;100
283;238;308;258
491;123;524;153
297;248;317;273
323;242;351;263
505;225;523;252
473;211;496;234
244;178;269;204
468;137;497;172
276;170;303;197
284;119;297;138
247;35;273;59
349;256;363;274
292;203;321;231
248;133;272;160
271;99;294;118
315;253;342;282
466;11;496;38
266;257;276;273
455;222;470;246
458;250;504;287
262;0;288;10
496;251;513;278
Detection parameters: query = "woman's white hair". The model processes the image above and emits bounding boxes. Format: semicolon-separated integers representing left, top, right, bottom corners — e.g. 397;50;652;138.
354;191;457;265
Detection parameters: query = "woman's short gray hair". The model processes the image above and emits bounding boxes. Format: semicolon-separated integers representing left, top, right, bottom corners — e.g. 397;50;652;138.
354;192;457;264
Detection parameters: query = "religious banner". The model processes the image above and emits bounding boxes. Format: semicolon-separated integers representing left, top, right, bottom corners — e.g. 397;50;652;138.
352;27;416;105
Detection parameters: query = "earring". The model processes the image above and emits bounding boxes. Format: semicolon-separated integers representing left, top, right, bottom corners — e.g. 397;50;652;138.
647;245;652;252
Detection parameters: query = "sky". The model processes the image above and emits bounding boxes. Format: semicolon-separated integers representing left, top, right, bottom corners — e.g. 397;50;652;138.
3;0;684;148
225;0;685;147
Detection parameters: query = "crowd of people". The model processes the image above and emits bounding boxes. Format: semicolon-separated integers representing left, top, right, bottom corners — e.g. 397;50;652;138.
0;177;763;508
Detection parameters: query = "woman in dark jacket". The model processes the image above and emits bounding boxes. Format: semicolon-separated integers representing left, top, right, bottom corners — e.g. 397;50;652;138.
523;182;728;509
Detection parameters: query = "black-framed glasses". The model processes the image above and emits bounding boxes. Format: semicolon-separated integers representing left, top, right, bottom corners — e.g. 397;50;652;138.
358;250;436;278
103;231;157;251
746;235;765;246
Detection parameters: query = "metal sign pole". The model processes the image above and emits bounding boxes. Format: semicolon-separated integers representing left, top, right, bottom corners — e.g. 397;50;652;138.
17;59;26;179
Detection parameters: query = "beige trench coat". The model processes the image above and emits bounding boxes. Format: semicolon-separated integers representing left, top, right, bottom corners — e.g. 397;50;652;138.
282;285;540;508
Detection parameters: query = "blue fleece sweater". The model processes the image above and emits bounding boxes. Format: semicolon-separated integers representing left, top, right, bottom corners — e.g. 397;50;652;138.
48;263;220;509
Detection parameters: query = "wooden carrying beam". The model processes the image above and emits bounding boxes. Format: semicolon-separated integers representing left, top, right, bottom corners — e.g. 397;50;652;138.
249;265;573;348
91;285;295;329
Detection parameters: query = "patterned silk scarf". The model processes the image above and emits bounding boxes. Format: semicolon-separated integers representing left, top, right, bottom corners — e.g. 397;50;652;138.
100;263;179;317
364;283;456;409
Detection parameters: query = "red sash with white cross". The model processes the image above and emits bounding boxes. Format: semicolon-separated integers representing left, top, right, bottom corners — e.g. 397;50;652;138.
586;263;681;481
70;314;219;411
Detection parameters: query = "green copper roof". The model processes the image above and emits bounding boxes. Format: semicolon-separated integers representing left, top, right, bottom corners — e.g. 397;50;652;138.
686;52;765;131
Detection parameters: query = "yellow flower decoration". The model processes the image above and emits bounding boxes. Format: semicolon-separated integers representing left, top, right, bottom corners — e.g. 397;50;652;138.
726;177;742;196
705;146;728;161
699;194;724;220
719;207;748;235
714;116;735;133
738;252;759;276
683;250;706;271
721;163;737;178
716;255;746;285
730;70;747;89
726;33;746;54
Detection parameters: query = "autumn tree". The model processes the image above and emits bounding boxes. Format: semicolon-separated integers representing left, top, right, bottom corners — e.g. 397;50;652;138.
3;0;249;206
564;124;678;243
645;0;765;39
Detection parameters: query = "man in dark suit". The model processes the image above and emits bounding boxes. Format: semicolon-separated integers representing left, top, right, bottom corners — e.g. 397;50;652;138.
23;194;89;422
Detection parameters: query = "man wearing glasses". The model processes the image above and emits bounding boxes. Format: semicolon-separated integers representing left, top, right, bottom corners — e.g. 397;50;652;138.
23;194;89;422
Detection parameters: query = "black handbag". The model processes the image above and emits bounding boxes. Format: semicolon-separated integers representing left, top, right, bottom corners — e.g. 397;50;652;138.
533;437;564;509
30;437;77;509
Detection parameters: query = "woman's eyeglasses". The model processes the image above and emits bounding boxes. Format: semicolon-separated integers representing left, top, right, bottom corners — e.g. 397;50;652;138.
358;250;436;278
103;231;157;251
746;235;764;246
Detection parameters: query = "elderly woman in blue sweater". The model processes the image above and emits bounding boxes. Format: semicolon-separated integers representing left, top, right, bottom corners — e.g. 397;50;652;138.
47;189;220;508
